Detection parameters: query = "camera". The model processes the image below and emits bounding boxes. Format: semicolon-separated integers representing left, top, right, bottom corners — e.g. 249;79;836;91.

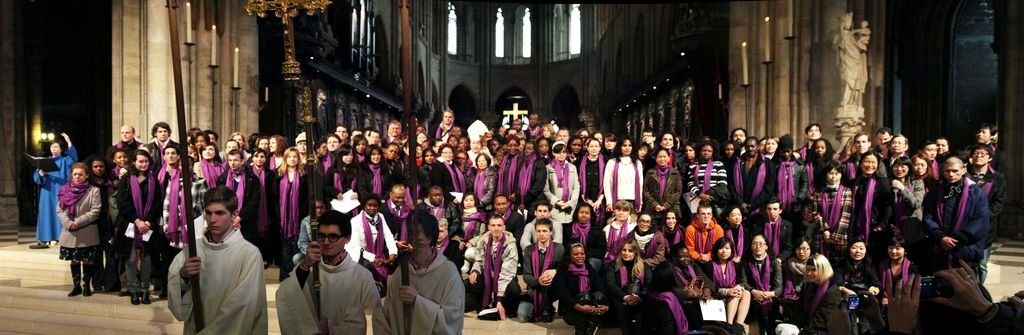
919;276;954;299
848;295;860;310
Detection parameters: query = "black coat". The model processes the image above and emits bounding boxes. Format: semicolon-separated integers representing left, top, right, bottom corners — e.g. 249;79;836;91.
562;222;608;262
114;174;165;255
357;163;396;200
216;168;262;243
727;154;778;211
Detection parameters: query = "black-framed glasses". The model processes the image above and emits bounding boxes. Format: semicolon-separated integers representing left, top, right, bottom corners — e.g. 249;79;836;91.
317;233;343;242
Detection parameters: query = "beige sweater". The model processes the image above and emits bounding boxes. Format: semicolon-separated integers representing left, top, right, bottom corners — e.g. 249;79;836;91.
57;186;102;248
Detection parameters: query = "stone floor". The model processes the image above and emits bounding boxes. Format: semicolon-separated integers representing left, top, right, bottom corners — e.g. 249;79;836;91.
0;219;1021;334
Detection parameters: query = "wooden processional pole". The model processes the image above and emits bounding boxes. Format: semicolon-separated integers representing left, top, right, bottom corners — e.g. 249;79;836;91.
165;0;205;330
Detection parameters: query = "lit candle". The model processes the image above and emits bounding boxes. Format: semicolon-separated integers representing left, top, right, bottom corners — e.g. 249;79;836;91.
185;2;192;44
718;84;723;100
264;87;269;102
232;47;239;87
786;0;795;38
211;25;217;66
763;17;772;62
741;42;749;85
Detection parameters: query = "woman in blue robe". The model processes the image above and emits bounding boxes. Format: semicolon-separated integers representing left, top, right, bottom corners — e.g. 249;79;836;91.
32;133;77;248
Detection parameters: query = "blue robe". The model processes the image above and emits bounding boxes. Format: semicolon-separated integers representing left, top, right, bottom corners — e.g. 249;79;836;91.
32;146;77;242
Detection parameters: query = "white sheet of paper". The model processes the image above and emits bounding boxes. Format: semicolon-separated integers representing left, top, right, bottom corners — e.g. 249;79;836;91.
450;192;464;204
123;226;154;241
700;299;727;322
331;198;360;214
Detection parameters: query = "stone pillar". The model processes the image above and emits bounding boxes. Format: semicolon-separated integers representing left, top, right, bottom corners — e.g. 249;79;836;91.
112;0;258;145
0;0;22;222
996;0;1024;239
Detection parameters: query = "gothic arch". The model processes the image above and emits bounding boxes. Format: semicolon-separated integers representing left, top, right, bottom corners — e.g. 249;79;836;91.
448;85;478;128
551;85;581;130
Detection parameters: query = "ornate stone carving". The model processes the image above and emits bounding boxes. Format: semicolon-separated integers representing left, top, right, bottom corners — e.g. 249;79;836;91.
833;13;870;144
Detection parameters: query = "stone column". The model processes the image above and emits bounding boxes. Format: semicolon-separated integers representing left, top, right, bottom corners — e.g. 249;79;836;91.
112;0;258;145
995;0;1024;238
0;0;22;221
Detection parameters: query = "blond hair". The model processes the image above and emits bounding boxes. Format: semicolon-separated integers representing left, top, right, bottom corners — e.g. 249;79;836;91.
615;239;646;279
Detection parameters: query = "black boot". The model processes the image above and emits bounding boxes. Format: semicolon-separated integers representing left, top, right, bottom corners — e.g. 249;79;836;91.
130;292;141;305
67;263;82;297
141;291;151;305
82;264;93;297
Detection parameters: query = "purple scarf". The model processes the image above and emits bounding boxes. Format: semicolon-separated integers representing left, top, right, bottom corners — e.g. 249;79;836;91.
656;165;671;202
369;163;384;195
129;173;157;248
880;258;911;296
778;161;796;211
674;264;698;286
461;211;487;240
58;181;91;219
443;161;466;193
362;213;389;278
653;291;688;334
855;177;877;242
553;159;572;202
733;155;767;202
571;221;591;246
578;155;605;201
605;220;631;261
159;166;186;245
517;156;539;200
642;232;661;259
387;199;410;240
434;124;451;140
482;233;507;308
497;153;519;195
806;162;816;189
611;159;642;212
568;263;590;293
279;172;301;239
333;169;357;194
749;257;774;307
531;242;555;321
474;168;489;201
665;227;683;246
618;265;644;288
696;226;716;255
253;168;269;234
225;168;247;212
429;199;446;220
805;281;831;318
765;216;783;257
438;237;450;253
727;223;745;259
694;161;715;193
822;185;846;231
321;152;335;172
712;261;737;288
200;159;224;189
937;179;972;267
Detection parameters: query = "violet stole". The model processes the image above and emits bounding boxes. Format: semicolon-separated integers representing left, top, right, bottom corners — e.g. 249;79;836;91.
764;216;783;258
473;168;488;202
694;161;714;193
200;159;224;189
806;162;816;190
618;265;644;288
553;160;573;202
571;221;591;247
712;261;737;288
129;173;157;248
225;168;246;212
605;220;631;261
437;236;450;253
517;156;539;200
321;152;334;173
880;258;911;295
732;156;766;203
58;181;91;219
530;243;555;320
497;154;519;195
610;159;642;212
674;264;698;286
665;227;682;246
386;199;410;240
652;291;689;334
846;160;858;181
159;166;187;245
695;227;716;256
821;186;845;231
368;163;384;195
567;263;590;293
253;168;269;235
461;211;487;240
362;213;389;278
727;224;745;259
778;162;796;211
656;165;670;202
443;161;466;193
642;232;661;259
481;233;507;308
749;258;774;307
434;125;450;140
936;179;972;268
279;172;301;239
578;155;605;202
855;177;877;243
805;281;831;319
333;169;357;194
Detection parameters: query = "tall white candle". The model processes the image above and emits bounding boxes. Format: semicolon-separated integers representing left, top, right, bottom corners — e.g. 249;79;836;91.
211;25;218;66
741;42;749;85
185;2;193;44
264;87;269;102
763;17;772;62
787;0;795;38
232;47;239;87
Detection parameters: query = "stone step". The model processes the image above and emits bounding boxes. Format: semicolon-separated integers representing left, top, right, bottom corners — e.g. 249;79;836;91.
0;305;184;335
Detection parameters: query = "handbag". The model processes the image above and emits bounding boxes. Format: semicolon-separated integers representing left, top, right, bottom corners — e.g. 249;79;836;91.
357;248;388;297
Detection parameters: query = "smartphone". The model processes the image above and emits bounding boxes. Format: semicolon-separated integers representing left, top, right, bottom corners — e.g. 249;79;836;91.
919;276;954;299
848;295;860;310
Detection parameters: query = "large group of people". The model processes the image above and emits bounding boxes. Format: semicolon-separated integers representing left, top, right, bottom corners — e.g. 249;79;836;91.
31;110;1023;334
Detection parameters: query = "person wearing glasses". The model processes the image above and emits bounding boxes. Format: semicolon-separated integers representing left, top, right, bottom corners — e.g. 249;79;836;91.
278;210;380;335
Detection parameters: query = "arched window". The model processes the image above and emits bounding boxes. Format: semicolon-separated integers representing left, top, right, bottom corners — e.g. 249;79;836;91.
447;2;457;55
495;8;505;58
522;8;532;58
569;4;581;55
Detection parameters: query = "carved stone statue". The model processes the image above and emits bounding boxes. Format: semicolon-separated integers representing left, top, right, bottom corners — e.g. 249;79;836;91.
834;13;869;107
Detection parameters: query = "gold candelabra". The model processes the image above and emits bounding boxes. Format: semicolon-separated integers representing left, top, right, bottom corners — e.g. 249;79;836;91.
245;0;331;81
